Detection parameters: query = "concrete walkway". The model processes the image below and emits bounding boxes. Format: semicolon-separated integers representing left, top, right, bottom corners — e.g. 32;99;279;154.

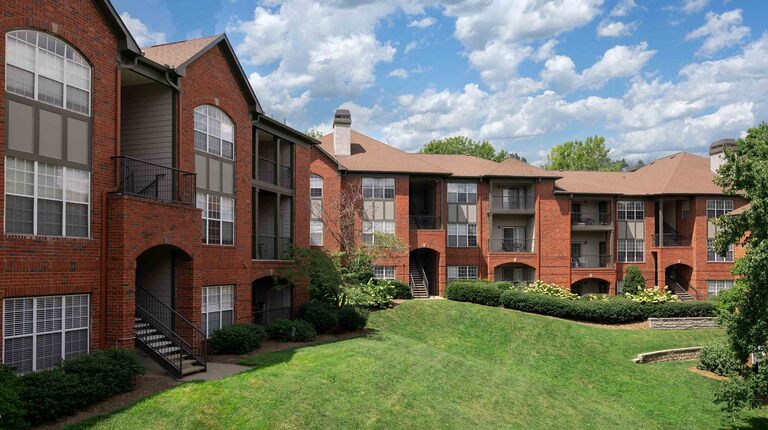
139;351;251;382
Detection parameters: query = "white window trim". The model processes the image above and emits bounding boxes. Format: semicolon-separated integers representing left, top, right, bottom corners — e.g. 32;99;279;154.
197;192;235;246
447;265;478;281
618;238;644;263
447;182;478;204
707;280;734;298
707;199;734;219
372;266;396;280
4;157;91;238
194;105;235;160
707;239;735;262
201;286;234;338
3;294;90;373
447;222;477;247
618;201;644;221
362;177;395;200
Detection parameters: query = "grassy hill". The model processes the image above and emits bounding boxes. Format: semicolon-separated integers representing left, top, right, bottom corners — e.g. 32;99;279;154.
72;300;768;429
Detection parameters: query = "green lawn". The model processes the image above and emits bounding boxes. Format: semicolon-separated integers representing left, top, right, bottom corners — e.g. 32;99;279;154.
71;300;768;429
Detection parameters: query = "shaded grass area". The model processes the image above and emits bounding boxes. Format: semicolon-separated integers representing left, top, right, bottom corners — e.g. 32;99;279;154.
68;300;768;429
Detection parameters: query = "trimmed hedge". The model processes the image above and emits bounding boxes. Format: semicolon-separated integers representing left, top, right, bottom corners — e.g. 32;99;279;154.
445;281;505;306
338;306;369;331
641;301;717;318
266;319;317;342
299;301;339;333
389;280;413;300
0;365;27;429
209;324;266;354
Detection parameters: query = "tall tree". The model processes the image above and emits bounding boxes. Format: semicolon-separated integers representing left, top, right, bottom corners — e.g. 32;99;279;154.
305;129;324;139
419;136;526;163
544;136;626;171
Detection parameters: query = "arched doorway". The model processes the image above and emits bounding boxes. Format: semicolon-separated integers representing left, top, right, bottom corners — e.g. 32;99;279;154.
665;263;693;298
494;263;535;286
135;245;193;328
252;277;293;324
410;248;439;296
571;278;610;296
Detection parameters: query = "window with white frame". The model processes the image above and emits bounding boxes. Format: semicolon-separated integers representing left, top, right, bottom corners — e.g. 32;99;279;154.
310;175;323;246
447;266;478;281
707;238;734;262
373;266;396;280
6;30;91;115
194;105;235;159
201;286;234;338
447;183;477;204
618;201;644;221
197;193;234;245
5;157;90;237
3;294;89;373
310;175;323;198
310;220;323;246
618;239;644;262
707;199;734;219
707;280;734;298
362;177;394;199
362;220;395;243
448;223;477;247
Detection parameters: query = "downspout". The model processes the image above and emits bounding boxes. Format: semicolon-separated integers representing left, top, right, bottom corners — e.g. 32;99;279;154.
536;178;541;278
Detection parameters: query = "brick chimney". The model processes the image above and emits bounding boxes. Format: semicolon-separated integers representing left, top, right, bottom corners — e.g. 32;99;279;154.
332;109;351;156
709;138;736;173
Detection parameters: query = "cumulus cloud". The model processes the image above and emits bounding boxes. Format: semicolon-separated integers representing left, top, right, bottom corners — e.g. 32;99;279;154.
408;16;436;28
686;9;750;57
404;41;418;54
388;68;409;78
682;0;708;15
121;12;166;47
609;0;636;17
596;20;638;37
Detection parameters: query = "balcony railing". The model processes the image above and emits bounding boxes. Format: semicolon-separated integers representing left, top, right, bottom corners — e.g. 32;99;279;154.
115;156;195;205
571;212;612;227
492;195;535;211
409;215;438;229
489;239;534;253
258;157;277;184
254;235;292;260
280;164;292;188
653;233;692;247
571;254;613;268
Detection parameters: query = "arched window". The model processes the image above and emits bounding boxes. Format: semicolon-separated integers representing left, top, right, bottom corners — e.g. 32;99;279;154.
194;105;234;159
310;174;323;246
6;30;91;115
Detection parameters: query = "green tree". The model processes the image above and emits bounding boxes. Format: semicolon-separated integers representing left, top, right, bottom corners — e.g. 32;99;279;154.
544;136;626;171
419;136;526;163
622;266;646;295
710;122;768;419
305;129;324;139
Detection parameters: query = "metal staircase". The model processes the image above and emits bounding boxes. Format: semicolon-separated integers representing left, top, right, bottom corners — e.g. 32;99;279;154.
668;282;694;302
409;255;430;298
135;286;207;379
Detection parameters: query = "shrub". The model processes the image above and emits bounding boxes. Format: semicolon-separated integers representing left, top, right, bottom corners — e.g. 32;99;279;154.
581;293;611;301
445;281;503;306
389;280;412;299
343;279;394;309
625;285;679;303
521;280;577;299
338;306;369;331
20;349;143;426
299;301;340;333
0;365;27;430
267;319;317;342
698;340;743;377
622;265;646;295
209;324;265;354
501;290;646;323
641;300;716;318
289;248;343;306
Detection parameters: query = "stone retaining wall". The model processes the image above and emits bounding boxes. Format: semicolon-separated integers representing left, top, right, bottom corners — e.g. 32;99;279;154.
648;317;718;330
633;347;702;364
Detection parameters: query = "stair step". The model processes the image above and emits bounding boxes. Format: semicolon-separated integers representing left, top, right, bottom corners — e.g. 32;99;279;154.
157;346;181;355
147;340;173;349
181;364;207;376
139;334;165;342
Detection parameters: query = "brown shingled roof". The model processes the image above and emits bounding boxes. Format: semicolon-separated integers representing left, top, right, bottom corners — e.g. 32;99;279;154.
142;35;220;68
555;152;726;195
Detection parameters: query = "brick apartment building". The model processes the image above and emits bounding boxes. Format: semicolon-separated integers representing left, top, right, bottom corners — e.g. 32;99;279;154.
310;110;746;300
1;0;318;377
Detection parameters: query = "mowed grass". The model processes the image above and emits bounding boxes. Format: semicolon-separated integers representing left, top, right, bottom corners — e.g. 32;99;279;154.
70;300;768;429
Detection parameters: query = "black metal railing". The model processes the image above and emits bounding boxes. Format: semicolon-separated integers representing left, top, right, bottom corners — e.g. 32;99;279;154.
571;212;612;226
280;164;292;188
115;156;195;205
653;233;692;247
254;236;293;260
571;254;613;268
135;286;206;376
258;157;277;184
409;215;438;229
492;195;535;211
489;239;535;253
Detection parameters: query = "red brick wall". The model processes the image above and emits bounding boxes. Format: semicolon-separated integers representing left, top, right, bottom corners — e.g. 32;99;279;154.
0;1;122;355
536;182;571;286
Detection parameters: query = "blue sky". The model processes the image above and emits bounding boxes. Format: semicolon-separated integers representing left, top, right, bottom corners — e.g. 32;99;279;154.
114;0;768;165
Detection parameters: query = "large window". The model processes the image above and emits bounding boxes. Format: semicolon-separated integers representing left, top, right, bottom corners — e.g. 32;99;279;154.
447;266;478;281
618;201;644;220
448;223;477;247
707;239;734;262
362;178;394;199
194;105;234;159
707;199;734;219
310;175;323;198
618;239;644;262
3;294;89;373
201;286;234;338
373;266;396;280
310;175;323;246
362;177;395;243
447;183;477;204
5;157;90;237
707;280;734;298
362;220;395;243
6;30;91;115
197;193;234;245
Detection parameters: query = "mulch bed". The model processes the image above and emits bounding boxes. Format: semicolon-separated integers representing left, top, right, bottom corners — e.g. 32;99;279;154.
688;366;729;381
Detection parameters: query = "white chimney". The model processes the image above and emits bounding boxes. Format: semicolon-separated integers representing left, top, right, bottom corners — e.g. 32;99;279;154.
709;138;736;173
332;109;351;156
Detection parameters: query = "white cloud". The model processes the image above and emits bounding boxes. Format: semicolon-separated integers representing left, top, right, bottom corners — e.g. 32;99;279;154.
405;41;418;54
121;12;166;47
610;0;636;17
596;20;638;37
388;68;409;79
227;7;288;65
686;9;750;57
408;16;436;28
468;42;533;90
533;39;558;62
682;0;708;15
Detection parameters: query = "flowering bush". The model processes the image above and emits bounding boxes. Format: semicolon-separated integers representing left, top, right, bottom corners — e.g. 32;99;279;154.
581;293;611;301
521;280;577;300
624;285;679;303
342;279;395;309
